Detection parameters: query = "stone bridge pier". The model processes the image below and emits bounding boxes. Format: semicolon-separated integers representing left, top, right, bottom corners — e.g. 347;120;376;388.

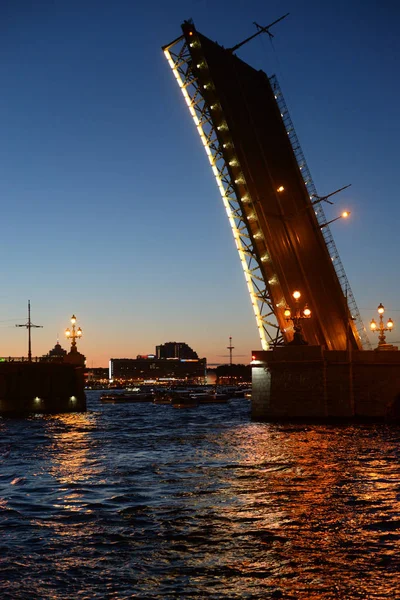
251;346;400;422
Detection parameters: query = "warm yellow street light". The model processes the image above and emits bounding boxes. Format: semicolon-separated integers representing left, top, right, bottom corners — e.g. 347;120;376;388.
320;210;351;229
65;314;83;352
284;290;311;345
370;303;394;348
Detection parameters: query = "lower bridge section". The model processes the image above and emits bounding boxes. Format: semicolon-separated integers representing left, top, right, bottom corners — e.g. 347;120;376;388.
0;362;86;415
252;347;400;421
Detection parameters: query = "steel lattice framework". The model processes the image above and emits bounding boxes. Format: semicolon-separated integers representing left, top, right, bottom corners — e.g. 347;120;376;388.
163;24;369;351
164;34;283;349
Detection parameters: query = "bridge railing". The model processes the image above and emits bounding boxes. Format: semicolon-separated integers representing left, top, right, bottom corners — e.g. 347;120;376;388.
0;357;62;363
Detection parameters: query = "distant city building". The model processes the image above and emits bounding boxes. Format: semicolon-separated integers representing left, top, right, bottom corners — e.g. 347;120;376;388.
156;342;198;360
109;356;206;384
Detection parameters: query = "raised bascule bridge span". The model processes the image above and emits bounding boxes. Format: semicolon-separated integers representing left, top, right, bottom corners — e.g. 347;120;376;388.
163;20;369;353
163;21;400;421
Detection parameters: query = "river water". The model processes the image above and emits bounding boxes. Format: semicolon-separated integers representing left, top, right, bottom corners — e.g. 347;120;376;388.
0;391;399;599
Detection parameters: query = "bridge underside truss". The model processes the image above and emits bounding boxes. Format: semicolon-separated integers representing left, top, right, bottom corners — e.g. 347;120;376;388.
164;34;283;348
163;23;369;351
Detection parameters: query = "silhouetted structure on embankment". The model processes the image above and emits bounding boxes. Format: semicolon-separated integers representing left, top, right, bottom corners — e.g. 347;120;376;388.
0;362;86;415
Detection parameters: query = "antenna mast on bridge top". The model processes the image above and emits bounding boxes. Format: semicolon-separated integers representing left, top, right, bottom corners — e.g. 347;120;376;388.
15;300;43;362
228;13;289;53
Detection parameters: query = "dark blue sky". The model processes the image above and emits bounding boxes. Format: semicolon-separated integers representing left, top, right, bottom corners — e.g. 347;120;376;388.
1;0;399;365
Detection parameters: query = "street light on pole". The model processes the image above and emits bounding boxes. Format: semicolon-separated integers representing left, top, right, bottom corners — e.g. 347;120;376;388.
284;290;312;345
65;314;83;352
370;303;394;349
320;211;351;229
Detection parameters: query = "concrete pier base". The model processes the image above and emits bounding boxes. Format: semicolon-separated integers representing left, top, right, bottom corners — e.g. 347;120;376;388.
0;362;86;415
251;347;400;422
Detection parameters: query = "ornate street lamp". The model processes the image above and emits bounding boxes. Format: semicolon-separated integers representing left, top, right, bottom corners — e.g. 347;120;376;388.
65;314;83;352
284;290;311;345
370;303;393;348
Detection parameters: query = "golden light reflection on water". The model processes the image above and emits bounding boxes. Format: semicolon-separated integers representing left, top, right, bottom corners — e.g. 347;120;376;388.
48;413;101;486
2;399;398;599
181;423;400;598
42;412;106;521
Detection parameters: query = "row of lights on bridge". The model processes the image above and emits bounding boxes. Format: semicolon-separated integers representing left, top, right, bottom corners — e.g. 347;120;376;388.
34;395;77;404
169;33;386;353
165;33;274;351
174;31;394;354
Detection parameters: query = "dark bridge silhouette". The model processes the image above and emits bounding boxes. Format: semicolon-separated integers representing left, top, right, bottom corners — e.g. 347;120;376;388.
163;22;369;352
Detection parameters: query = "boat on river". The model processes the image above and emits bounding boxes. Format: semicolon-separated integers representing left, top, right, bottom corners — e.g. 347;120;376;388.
172;396;198;409
153;392;172;405
233;388;252;399
164;391;198;409
190;392;229;404
100;391;154;403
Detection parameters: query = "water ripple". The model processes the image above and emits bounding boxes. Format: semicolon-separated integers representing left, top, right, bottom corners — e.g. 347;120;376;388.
0;392;398;598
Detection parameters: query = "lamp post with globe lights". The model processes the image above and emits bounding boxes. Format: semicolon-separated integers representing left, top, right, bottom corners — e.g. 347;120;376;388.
370;304;394;349
284;291;312;345
65;314;83;352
